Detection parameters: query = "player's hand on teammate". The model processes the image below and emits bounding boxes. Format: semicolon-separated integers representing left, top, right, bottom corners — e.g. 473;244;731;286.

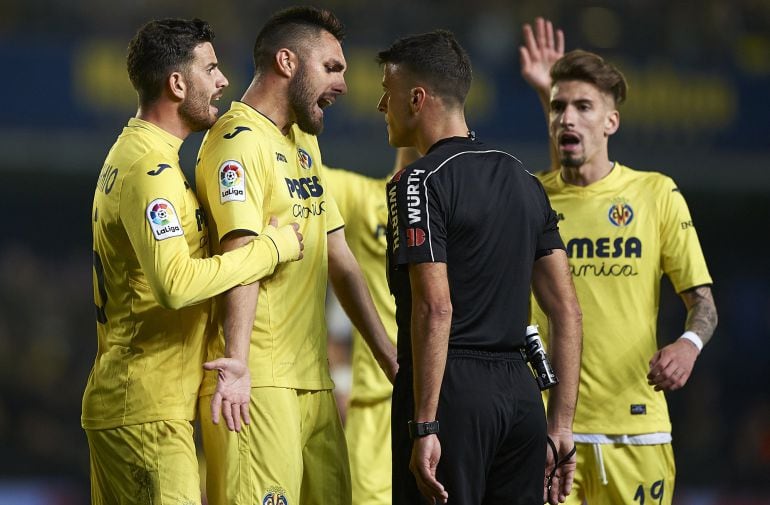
519;17;565;94
262;215;304;262
544;430;576;504
203;357;252;432
410;435;448;504
647;339;699;391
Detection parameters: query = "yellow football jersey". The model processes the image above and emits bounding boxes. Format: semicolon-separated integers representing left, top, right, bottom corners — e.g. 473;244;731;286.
196;102;344;392
532;163;712;435
82;118;283;430
323;167;396;402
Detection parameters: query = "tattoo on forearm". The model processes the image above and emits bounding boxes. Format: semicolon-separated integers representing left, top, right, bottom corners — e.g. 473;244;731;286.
685;286;718;345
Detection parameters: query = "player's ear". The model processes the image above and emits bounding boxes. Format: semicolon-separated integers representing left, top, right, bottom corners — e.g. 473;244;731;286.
275;48;297;79
605;109;620;137
168;71;186;101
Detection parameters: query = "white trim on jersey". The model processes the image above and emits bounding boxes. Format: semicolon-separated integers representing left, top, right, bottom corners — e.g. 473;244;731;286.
573;432;673;445
422;149;523;262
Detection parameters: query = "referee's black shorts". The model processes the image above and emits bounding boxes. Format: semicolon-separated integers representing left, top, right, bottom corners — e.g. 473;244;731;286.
392;349;547;505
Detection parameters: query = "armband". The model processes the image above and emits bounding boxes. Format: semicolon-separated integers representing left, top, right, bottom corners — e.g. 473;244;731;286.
679;331;703;352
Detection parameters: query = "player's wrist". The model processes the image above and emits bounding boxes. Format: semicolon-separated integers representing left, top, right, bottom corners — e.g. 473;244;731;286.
678;331;703;353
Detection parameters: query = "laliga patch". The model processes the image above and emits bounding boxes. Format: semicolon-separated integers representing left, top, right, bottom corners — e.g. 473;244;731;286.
146;199;183;240
219;160;246;203
297;148;312;170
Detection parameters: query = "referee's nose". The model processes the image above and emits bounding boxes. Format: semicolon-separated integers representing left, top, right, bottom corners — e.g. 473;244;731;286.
377;91;387;113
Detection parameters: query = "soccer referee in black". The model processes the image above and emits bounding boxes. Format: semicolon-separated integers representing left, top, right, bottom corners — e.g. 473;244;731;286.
377;30;582;505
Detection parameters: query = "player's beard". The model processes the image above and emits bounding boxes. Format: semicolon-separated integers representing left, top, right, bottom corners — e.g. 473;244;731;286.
560;153;586;168
180;79;216;132
289;61;323;135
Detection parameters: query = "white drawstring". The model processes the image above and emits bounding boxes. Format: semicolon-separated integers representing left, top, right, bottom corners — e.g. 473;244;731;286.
593;443;608;485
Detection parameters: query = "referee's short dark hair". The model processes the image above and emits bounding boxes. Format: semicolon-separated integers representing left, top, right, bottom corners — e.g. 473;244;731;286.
127;18;214;107
377;30;472;107
551;50;628;106
252;6;345;75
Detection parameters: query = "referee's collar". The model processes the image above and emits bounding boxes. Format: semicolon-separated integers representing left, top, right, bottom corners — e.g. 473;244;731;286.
426;135;478;155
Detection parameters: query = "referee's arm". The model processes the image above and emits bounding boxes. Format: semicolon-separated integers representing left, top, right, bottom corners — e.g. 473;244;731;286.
532;249;582;504
408;261;451;504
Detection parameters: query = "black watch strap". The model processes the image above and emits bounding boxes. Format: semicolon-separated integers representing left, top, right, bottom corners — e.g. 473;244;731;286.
408;420;440;439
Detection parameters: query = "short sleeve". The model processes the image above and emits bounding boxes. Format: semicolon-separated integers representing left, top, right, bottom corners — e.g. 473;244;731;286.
535;179;565;256
658;177;712;292
393;167;447;265
325;188;345;233
202;143;268;242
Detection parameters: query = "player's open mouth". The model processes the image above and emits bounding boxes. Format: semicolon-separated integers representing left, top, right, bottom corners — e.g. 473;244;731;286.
318;96;335;109
210;95;223;114
559;132;580;151
559;132;580;145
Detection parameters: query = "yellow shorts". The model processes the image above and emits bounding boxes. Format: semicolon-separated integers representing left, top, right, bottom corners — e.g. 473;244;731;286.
564;442;675;505
86;420;201;505
345;398;392;505
199;387;351;505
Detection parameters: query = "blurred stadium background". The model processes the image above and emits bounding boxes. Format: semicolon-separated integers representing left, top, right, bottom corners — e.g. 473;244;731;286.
0;0;768;503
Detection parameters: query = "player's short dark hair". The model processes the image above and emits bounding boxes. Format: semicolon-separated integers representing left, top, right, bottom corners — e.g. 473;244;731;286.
252;6;345;74
127;18;214;106
377;30;472;107
551;49;628;106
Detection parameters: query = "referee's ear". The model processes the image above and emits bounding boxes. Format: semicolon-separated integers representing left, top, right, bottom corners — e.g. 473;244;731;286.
410;87;427;112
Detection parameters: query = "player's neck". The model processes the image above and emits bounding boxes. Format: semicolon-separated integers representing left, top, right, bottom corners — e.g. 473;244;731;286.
136;103;190;142
241;77;293;135
560;158;614;187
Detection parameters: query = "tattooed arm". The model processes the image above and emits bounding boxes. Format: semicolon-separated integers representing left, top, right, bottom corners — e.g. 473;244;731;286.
647;285;718;391
681;285;718;346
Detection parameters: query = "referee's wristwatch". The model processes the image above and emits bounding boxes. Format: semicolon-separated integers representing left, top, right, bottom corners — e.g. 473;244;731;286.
408;420;440;439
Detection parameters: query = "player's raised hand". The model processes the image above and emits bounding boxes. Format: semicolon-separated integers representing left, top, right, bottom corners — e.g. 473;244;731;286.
203;357;251;432
519;17;565;95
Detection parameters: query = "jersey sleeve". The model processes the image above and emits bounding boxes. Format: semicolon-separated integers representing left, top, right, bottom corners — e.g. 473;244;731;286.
393;166;447;265
322;166;353;221
321;167;348;232
658;176;713;292
534;177;566;256
121;152;280;310
201;137;267;242
325;189;345;233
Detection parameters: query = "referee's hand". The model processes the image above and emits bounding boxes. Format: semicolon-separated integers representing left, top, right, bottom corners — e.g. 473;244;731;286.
544;431;576;504
410;435;448;504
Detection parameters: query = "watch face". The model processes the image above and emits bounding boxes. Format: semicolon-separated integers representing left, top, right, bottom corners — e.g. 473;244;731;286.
409;420;440;438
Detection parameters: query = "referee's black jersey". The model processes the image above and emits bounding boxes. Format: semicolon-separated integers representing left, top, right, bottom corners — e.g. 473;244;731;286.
386;136;564;365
